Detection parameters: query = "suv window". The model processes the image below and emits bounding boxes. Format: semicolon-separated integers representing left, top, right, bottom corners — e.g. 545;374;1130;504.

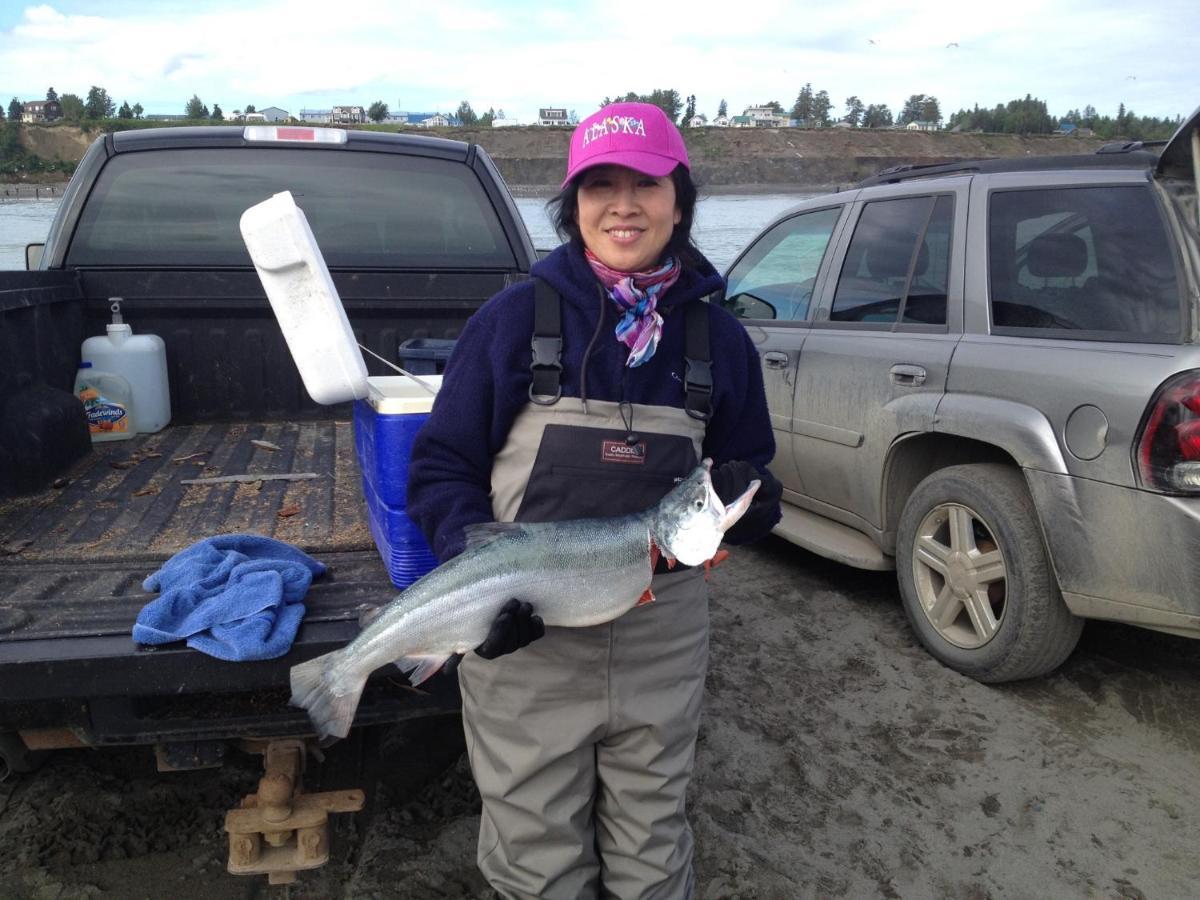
722;206;841;321
831;195;952;325
66;147;517;269
988;186;1181;338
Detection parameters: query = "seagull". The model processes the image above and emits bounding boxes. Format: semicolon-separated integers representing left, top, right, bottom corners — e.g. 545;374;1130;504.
868;38;879;46
946;42;959;48
1125;75;1137;80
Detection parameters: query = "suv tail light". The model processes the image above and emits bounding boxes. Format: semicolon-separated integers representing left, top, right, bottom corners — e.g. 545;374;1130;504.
1136;370;1200;492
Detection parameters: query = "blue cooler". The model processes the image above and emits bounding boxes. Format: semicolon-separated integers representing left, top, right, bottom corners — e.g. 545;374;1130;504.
353;375;443;589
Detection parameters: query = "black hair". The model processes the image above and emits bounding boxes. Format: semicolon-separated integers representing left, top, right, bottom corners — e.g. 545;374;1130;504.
548;164;703;269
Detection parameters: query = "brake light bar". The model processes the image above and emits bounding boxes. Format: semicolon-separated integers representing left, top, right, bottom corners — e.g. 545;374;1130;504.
243;126;347;144
1135;370;1200;493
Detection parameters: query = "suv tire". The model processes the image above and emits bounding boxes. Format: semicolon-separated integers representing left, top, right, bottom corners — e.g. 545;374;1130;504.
896;463;1083;682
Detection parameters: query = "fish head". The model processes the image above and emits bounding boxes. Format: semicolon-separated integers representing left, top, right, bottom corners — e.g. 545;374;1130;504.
652;460;760;567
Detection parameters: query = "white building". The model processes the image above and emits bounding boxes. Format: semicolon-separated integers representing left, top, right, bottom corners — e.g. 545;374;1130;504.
538;107;570;126
743;106;785;127
259;106;289;123
299;109;331;123
331;105;366;125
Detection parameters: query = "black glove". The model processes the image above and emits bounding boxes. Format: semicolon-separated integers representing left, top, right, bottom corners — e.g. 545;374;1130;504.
476;598;545;659
710;460;783;544
442;598;545;676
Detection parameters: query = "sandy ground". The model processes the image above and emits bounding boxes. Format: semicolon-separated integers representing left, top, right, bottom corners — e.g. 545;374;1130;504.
3;537;1199;899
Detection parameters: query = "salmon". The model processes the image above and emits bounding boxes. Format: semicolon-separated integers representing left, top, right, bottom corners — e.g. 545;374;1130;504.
290;459;759;741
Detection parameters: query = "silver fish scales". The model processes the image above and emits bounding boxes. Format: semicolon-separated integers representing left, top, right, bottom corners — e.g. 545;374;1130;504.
290;460;759;742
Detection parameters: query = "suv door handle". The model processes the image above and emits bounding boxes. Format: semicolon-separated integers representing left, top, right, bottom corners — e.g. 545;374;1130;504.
763;351;790;369
890;364;927;386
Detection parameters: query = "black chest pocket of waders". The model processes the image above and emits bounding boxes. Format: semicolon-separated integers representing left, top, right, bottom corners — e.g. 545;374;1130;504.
515;424;698;523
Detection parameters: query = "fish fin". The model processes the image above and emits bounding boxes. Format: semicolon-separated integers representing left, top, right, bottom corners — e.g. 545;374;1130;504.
290;652;366;744
462;521;522;552
649;541;661;570
703;549;730;580
358;604;383;629
395;654;453;687
636;588;656;606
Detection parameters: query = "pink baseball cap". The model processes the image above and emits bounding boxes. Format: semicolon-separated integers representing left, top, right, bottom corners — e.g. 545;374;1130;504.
562;102;690;189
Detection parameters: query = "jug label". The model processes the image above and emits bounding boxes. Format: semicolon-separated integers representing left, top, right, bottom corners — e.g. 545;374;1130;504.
79;388;130;434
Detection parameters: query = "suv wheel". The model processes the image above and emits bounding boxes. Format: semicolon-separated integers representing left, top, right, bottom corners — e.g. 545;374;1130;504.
896;464;1083;682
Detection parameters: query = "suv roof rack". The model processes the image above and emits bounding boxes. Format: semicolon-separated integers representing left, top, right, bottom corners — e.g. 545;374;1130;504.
857;150;1162;187
1096;139;1168;154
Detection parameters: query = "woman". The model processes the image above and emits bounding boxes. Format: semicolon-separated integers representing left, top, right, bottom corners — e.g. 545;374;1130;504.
407;102;782;899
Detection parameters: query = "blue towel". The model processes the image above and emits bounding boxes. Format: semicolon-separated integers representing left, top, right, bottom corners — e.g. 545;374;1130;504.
133;534;327;661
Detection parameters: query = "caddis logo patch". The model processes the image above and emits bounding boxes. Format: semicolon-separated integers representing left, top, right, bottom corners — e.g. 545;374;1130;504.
601;440;646;465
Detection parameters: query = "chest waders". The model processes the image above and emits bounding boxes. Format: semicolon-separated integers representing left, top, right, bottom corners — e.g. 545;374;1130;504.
458;278;712;899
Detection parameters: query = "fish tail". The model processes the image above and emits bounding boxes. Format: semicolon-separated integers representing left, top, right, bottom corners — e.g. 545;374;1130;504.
289;651;367;744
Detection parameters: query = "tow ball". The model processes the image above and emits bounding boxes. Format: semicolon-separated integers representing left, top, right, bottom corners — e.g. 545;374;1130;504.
224;738;364;885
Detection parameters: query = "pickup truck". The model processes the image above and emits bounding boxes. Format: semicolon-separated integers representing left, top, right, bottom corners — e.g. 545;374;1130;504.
0;125;536;878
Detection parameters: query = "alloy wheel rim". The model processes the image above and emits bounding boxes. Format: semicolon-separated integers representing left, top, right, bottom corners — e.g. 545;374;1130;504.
911;502;1008;649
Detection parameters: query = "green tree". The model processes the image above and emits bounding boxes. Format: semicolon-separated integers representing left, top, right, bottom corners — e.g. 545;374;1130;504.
131;102;143;119
46;87;58;103
7;97;21;121
599;90;681;122
480;106;496;127
812;90;832;126
683;94;696;124
84;86;114;118
244;104;256;114
60;93;84;121
898;93;940;126
456;101;478;126
367;100;389;123
211;103;223;120
844;95;864;126
118;101;133;119
185;94;206;118
791;83;813;122
862;103;893;128
718;98;727;117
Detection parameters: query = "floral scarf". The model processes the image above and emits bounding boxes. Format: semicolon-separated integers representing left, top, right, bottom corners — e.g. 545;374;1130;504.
585;248;682;368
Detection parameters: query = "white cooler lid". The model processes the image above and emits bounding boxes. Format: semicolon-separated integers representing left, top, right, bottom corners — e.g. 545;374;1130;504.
366;375;442;414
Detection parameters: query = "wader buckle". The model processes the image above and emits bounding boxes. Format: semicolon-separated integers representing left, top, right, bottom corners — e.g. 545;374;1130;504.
529;334;563;405
684;357;713;421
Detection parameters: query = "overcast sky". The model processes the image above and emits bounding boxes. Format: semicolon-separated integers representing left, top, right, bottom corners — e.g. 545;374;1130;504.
1;0;1196;124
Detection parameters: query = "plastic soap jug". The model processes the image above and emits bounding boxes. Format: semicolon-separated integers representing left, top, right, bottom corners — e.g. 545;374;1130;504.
80;299;171;433
74;362;136;442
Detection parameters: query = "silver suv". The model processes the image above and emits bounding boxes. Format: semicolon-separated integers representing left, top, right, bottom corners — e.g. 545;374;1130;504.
721;108;1200;682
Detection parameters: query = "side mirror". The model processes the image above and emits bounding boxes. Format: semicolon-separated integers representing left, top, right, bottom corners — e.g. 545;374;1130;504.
721;292;777;321
25;243;44;271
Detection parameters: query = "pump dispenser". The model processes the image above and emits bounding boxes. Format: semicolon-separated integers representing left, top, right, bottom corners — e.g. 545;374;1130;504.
80;298;171;433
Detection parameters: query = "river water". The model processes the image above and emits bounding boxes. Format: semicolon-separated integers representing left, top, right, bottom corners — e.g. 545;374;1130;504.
0;193;812;273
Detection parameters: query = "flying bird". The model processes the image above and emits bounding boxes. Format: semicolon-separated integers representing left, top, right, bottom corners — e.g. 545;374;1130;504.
946;42;959;48
1125;75;1137;80
868;38;879;46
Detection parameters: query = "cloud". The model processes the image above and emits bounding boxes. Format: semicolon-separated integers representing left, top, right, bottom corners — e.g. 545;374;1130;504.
0;1;1194;121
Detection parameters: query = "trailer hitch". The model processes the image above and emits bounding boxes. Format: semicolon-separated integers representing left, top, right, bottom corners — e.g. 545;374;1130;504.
224;738;364;885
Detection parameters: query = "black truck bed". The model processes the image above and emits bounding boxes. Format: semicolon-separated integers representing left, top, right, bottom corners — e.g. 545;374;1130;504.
0;419;456;744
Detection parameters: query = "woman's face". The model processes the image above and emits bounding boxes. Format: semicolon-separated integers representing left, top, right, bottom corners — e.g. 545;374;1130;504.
575;165;681;272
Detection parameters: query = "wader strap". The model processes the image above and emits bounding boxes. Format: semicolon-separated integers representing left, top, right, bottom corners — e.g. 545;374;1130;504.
529;277;563;405
683;299;712;422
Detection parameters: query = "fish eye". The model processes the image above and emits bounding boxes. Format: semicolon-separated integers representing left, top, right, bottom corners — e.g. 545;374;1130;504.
692;498;704;512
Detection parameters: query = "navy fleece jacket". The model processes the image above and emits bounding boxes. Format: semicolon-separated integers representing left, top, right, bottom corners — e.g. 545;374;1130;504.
406;241;778;563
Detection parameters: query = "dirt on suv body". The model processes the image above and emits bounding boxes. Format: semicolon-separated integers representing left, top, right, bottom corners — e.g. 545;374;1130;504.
720;108;1200;682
